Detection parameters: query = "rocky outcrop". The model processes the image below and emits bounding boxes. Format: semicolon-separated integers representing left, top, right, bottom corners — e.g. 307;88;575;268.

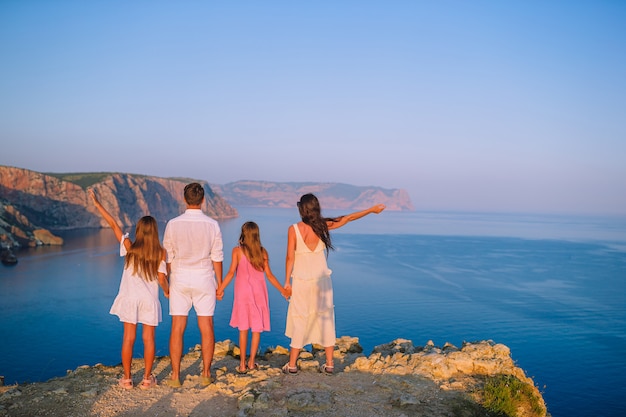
0;199;64;248
211;180;415;211
0;336;548;417
0;166;238;249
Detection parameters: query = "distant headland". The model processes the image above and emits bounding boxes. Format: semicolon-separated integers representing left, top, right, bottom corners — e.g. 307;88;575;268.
0;165;413;251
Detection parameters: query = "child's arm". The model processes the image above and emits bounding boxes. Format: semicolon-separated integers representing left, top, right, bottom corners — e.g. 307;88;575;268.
327;203;386;230
89;189;130;250
262;249;289;299
158;272;169;298
157;249;169;298
216;247;240;300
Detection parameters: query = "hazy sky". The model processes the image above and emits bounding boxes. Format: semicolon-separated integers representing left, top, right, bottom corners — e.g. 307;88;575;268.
1;1;625;215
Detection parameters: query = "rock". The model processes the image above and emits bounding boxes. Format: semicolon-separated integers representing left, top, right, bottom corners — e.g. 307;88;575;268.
32;229;63;245
0;166;238;248
0;336;548;417
1;248;18;266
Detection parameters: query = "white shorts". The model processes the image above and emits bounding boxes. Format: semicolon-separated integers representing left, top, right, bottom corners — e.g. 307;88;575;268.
169;270;217;316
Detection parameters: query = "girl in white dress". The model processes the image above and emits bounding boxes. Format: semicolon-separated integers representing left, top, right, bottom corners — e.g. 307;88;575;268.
90;190;169;389
283;193;385;374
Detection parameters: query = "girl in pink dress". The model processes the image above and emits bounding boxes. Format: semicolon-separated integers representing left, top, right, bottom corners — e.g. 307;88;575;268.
90;190;169;390
217;222;289;373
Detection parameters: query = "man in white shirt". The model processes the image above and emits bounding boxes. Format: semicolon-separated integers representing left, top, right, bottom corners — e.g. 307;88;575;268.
163;182;224;387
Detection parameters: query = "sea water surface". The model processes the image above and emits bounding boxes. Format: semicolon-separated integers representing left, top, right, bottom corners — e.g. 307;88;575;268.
1;208;625;417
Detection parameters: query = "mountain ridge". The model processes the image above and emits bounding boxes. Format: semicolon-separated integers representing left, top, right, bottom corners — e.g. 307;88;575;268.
0;166;413;250
211;179;414;211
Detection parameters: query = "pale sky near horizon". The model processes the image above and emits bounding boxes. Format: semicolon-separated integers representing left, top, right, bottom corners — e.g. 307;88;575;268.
1;1;625;215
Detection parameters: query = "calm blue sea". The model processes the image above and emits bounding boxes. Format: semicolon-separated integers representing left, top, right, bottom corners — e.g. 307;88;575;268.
1;208;625;417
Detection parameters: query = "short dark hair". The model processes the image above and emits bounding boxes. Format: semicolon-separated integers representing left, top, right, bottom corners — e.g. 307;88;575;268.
184;182;204;206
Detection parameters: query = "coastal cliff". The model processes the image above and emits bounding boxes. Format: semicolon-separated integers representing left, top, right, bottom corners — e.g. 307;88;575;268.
0;166;237;249
211;180;415;211
0;336;548;417
1;166;414;251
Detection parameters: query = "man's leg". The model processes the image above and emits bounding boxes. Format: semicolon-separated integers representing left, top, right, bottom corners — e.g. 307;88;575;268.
169;315;188;384
197;315;215;378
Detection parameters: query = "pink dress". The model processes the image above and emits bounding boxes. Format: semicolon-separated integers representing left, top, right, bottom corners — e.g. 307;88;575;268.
229;250;271;333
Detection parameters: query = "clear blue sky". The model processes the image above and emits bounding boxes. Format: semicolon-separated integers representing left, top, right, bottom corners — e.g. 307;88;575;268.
1;1;625;215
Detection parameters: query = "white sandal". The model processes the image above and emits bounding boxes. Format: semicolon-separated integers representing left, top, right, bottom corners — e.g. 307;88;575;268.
281;363;298;375
319;363;334;374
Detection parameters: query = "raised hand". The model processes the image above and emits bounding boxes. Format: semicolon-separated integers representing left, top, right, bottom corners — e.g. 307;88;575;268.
371;203;386;214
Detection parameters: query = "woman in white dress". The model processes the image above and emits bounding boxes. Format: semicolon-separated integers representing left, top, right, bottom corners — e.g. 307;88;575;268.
90;190;169;389
283;193;385;374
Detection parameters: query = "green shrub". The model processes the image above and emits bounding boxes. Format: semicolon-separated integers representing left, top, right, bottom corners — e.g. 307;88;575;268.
45;172;112;189
483;374;544;417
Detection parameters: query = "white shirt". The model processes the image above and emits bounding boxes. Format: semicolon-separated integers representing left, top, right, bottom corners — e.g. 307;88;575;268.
163;209;224;273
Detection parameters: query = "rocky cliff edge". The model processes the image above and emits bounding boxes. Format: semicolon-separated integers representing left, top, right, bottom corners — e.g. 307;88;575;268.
0;336;548;417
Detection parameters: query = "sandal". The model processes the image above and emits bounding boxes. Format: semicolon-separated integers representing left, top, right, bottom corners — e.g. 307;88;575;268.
236;366;248;375
139;374;157;390
247;363;259;371
281;363;298;375
163;378;182;388
319;363;334;374
118;377;133;389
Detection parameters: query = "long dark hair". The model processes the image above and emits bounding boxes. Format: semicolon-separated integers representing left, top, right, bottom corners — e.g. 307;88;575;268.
297;193;342;253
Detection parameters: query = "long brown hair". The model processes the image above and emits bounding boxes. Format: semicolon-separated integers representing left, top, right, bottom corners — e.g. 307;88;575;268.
239;221;266;272
297;193;342;253
125;216;163;281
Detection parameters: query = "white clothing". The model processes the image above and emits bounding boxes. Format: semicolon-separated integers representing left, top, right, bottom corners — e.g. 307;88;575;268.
163;209;224;316
168;269;217;316
109;234;166;326
285;224;335;348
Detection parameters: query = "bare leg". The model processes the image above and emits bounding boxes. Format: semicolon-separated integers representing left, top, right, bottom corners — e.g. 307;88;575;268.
121;322;137;379
248;332;261;369
324;346;334;368
142;324;156;379
238;329;248;372
288;347;301;368
197;315;214;378
169;315;187;383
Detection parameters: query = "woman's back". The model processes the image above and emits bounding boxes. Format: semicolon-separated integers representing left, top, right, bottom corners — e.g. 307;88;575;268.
291;223;330;281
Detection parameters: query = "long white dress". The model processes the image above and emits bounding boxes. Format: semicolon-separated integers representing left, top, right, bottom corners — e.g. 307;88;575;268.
109;234;166;327
285;224;335;348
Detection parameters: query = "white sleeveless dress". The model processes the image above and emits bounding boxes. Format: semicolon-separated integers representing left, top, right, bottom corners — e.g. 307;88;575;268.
285;224;335;348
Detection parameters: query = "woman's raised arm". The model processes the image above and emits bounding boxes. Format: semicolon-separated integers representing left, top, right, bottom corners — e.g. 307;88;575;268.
327;203;386;230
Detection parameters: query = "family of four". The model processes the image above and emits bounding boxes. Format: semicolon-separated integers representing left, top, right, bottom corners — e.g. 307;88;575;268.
90;182;385;390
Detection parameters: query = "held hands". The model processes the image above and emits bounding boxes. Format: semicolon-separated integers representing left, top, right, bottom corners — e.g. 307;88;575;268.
282;284;292;300
216;286;225;301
